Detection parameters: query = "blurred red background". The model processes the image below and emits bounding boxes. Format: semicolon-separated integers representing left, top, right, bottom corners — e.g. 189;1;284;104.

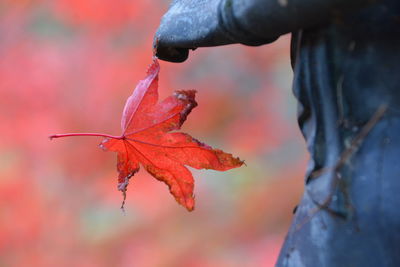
0;1;307;266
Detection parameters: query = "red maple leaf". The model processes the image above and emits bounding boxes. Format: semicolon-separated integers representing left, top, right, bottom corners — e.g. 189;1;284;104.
50;59;243;211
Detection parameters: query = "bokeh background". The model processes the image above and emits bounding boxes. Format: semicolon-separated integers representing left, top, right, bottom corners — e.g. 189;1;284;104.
0;1;308;266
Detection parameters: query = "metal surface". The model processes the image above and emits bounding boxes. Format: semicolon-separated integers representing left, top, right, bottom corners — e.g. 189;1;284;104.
154;0;400;265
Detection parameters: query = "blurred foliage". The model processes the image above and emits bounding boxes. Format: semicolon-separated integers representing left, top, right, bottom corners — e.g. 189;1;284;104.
0;1;307;266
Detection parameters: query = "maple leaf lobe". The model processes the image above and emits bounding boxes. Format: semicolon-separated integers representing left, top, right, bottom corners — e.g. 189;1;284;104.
174;90;197;126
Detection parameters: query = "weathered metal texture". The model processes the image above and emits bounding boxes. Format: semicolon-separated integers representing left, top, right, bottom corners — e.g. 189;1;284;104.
154;0;400;265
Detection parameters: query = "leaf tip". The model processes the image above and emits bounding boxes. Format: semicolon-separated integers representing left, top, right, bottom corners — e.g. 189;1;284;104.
234;157;245;167
147;58;160;75
185;196;195;212
173;90;198;126
241;159;247;167
187;206;194;212
117;176;129;210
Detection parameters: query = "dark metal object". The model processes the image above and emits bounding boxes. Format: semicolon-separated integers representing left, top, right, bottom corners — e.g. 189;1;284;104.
154;0;367;61
154;0;400;266
153;0;279;62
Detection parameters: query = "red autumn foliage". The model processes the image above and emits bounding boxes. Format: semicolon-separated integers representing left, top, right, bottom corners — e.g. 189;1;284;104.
50;59;243;211
0;1;306;266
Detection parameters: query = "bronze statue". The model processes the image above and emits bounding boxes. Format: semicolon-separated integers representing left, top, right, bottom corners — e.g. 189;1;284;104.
154;1;400;265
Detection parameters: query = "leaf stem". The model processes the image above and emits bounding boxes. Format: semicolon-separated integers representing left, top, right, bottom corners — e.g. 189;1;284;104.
49;133;123;140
